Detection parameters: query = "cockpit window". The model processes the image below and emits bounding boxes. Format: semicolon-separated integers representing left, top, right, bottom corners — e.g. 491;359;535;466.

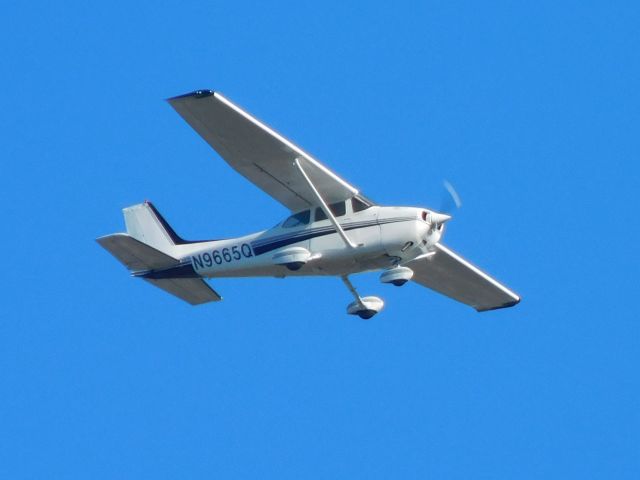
315;201;346;221
352;196;372;212
282;210;311;228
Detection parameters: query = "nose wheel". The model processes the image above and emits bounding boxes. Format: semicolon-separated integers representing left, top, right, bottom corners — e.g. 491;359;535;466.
341;276;384;319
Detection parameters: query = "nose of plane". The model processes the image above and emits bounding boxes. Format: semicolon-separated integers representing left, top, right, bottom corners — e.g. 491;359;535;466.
429;212;452;225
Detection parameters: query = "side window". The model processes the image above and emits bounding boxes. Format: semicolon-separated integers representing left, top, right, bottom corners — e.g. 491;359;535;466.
282;210;310;228
315;202;346;221
351;197;371;213
331;201;346;217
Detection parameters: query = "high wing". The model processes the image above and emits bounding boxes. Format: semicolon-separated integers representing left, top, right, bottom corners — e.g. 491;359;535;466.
168;90;364;212
405;244;520;312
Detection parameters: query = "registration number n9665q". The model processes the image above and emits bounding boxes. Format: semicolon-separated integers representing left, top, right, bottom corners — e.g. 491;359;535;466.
191;243;253;270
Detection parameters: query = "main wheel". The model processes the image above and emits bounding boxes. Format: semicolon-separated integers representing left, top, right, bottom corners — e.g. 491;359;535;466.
357;309;377;320
347;296;384;319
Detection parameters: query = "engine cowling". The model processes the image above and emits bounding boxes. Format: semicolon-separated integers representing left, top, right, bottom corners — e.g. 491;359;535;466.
380;266;414;286
272;247;312;271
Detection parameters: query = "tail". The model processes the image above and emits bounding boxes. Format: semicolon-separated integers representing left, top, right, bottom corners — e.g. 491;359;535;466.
97;201;221;305
122;201;193;256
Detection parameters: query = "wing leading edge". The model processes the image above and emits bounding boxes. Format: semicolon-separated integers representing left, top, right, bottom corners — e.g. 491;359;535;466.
168;90;361;212
405;244;520;312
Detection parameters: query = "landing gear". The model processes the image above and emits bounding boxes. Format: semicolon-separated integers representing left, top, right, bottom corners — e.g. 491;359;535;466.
353;308;377;320
341;276;384;320
379;266;414;287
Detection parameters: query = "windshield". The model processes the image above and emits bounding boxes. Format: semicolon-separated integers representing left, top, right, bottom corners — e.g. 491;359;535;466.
352;196;372;212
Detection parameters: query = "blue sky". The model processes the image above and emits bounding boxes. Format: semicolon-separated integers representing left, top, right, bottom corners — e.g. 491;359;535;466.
1;1;638;478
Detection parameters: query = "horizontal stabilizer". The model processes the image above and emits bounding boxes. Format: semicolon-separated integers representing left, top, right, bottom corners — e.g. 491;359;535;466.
144;278;222;305
98;233;222;305
97;233;178;271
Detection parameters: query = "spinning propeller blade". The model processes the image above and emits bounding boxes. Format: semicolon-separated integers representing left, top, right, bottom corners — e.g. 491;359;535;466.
441;180;462;214
426;180;460;234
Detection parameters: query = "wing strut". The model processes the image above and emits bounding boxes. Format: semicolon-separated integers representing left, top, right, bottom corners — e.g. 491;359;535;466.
294;158;360;249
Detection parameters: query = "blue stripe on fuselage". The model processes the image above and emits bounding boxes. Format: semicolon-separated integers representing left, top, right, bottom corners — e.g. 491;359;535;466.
250;216;413;256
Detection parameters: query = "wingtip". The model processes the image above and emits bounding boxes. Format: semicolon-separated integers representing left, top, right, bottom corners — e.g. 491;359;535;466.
476;296;521;312
166;89;215;102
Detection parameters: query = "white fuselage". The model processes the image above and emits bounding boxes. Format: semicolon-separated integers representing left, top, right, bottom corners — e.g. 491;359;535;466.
171;205;440;279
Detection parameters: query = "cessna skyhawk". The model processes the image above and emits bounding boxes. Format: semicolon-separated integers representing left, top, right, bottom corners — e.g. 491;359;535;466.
98;90;520;318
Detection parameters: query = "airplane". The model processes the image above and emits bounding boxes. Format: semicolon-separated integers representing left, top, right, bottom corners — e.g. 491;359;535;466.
97;89;520;319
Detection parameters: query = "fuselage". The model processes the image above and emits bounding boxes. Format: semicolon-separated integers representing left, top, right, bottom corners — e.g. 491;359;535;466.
168;202;442;279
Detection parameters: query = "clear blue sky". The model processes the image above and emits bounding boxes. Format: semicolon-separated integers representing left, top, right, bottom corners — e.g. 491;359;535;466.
1;1;638;478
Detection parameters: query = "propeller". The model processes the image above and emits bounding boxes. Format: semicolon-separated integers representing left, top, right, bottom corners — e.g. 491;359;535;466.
440;180;462;214
425;181;462;245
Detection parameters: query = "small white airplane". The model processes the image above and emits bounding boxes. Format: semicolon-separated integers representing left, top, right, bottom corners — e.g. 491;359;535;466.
98;89;520;318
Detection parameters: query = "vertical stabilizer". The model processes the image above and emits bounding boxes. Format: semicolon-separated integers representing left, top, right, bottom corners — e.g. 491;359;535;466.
123;201;181;255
